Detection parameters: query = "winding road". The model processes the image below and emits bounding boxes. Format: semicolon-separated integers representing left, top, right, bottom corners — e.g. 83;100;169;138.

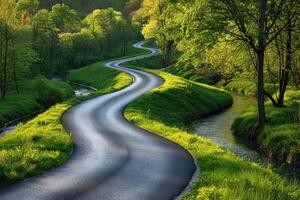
0;41;196;200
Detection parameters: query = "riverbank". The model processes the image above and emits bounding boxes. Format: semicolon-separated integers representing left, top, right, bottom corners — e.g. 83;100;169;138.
226;79;300;167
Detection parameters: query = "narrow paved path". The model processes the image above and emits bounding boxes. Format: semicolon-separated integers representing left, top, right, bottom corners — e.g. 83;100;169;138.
0;41;195;200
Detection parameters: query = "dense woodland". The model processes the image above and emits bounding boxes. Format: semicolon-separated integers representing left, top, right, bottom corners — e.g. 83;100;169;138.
0;0;142;100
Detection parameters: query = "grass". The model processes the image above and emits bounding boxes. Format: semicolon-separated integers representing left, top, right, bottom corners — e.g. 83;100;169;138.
224;79;291;97
121;63;300;199
165;66;220;85
0;79;74;128
0;63;132;186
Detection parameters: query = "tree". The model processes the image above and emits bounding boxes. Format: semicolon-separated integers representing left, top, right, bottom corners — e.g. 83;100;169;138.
133;0;175;67
50;3;80;33
31;9;59;76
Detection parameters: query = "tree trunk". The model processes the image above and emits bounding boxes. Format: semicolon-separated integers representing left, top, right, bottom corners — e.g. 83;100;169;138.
1;23;9;100
257;0;267;126
278;14;292;106
249;0;267;139
13;49;19;94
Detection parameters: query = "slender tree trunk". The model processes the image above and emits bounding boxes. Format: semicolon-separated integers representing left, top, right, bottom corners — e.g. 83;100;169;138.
256;0;267;127
2;23;9;100
278;15;292;106
257;49;266;126
12;48;19;94
249;0;267;139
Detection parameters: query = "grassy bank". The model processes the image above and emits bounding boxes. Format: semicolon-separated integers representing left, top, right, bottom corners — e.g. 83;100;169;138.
232;90;300;167
226;79;300;166
121;66;300;199
0;64;131;186
224;79;292;97
165;66;220;85
0;78;74;128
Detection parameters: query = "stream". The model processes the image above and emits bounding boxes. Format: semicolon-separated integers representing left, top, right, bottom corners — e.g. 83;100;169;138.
0;84;94;136
193;93;299;178
193;93;263;162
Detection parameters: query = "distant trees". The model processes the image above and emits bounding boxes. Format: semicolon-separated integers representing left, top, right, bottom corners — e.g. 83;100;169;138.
0;0;36;99
132;0;175;67
0;0;139;99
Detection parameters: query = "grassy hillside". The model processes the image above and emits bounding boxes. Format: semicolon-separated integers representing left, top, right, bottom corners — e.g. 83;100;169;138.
232;90;300;167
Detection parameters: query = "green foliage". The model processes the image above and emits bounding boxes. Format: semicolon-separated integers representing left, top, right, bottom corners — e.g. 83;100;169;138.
40;0;128;14
34;76;74;106
50;3;80;32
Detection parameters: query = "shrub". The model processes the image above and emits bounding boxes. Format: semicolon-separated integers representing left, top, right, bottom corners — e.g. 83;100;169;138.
34;76;73;106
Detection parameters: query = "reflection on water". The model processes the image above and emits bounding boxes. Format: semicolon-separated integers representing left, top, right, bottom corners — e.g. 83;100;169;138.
72;83;94;97
193;94;267;162
74;88;92;97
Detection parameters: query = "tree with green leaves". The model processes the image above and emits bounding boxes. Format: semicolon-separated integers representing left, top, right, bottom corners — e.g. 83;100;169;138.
50;3;80;33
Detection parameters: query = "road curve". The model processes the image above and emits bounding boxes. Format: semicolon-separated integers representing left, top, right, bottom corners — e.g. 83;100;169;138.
0;41;196;200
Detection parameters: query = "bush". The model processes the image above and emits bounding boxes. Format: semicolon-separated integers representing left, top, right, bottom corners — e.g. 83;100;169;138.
34;76;73;106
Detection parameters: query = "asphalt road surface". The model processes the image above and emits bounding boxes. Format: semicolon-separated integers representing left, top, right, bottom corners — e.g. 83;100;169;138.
0;41;196;200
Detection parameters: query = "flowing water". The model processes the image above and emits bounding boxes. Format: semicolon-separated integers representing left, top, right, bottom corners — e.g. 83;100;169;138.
193;93;265;162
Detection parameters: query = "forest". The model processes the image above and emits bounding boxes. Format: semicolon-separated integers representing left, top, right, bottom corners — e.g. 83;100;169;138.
0;0;300;199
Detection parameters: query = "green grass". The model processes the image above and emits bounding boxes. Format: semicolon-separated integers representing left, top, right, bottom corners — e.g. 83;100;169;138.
121;68;300;200
67;61;131;90
165;66;221;85
0;63;132;186
224;79;289;97
0;79;74;128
